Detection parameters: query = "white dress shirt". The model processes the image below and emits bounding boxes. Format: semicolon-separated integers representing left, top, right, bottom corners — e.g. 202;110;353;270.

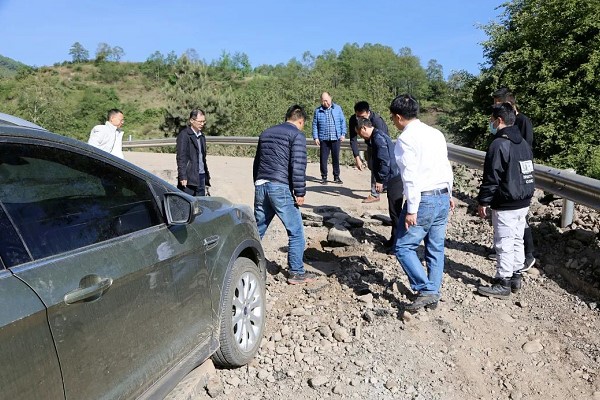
394;119;453;214
88;121;124;159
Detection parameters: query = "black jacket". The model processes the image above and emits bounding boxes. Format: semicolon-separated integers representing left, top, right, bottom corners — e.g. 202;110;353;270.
176;126;211;187
349;111;388;157
253;122;307;197
515;112;534;149
366;128;400;186
478;125;534;210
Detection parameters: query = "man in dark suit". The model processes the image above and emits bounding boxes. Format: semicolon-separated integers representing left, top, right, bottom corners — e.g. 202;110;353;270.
176;109;211;196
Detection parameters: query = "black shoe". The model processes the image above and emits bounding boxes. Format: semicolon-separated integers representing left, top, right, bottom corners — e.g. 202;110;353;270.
319;178;328;185
405;293;440;312
477;277;511;298
510;272;523;293
333;177;343;184
487;253;497;261
521;256;536;272
287;272;317;285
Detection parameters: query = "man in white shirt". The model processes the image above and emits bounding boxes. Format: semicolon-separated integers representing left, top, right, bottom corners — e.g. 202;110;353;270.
390;94;455;312
88;109;125;159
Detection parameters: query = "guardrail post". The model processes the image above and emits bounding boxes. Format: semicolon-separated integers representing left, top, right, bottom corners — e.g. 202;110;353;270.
560;168;576;228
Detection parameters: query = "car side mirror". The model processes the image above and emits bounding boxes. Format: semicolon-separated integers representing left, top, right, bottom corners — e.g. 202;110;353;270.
163;192;202;225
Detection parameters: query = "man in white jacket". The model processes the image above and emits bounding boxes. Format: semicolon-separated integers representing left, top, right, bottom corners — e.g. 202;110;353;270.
88;109;125;158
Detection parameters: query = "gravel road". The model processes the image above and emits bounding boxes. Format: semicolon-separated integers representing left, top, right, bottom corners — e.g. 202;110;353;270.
126;152;600;400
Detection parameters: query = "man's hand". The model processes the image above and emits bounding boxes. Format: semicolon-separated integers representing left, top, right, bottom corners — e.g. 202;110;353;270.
354;156;363;171
450;198;456;212
404;213;417;229
340;136;345;142
314;139;320;146
375;182;384;193
478;205;488;218
295;196;305;206
179;179;187;187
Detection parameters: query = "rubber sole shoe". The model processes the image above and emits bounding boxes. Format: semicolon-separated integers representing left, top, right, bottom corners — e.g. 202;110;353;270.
319;178;328;185
287;272;317;285
510;272;523;293
333;177;343;184
362;195;380;203
477;278;511;299
487;253;497;261
521;256;536;272
405;294;440;312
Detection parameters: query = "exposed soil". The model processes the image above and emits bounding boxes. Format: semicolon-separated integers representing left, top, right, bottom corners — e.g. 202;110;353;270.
127;152;600;400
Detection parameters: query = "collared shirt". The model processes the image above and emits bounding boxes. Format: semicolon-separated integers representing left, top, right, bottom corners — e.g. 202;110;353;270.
323;108;337;141
394;119;453;214
193;128;205;175
87;121;124;159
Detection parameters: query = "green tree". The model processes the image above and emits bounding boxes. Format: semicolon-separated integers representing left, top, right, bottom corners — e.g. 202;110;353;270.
109;46;125;62
163;57;233;136
95;43;112;63
425;59;449;108
69;42;89;63
470;0;600;177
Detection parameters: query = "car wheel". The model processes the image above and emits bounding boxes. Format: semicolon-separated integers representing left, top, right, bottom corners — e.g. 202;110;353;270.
212;257;265;367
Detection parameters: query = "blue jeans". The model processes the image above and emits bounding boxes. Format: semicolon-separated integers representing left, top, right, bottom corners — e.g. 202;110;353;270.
254;182;306;274
395;192;450;295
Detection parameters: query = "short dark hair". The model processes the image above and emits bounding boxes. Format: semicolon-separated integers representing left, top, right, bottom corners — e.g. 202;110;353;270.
356;117;373;130
285;104;307;122
492;87;516;106
389;94;419;119
189;109;205;120
107;108;123;120
492;102;516;126
354;101;370;113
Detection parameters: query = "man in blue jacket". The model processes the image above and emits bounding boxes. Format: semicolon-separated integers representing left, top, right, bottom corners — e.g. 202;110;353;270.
253;105;316;285
477;103;535;298
355;118;403;249
312;92;347;184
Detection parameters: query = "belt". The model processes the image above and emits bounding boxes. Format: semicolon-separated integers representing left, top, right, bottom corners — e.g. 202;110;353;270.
421;187;448;196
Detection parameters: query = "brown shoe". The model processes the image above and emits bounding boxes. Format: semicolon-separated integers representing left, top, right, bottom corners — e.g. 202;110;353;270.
362;195;380;203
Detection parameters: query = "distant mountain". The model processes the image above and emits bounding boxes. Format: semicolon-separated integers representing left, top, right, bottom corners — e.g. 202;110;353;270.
0;54;29;77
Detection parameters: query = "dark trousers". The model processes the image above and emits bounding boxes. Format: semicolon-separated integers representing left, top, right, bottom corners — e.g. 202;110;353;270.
178;173;206;196
319;139;341;179
524;220;535;258
386;175;404;242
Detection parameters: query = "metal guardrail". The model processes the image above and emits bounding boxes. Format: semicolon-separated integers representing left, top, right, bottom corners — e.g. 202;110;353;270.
124;137;600;211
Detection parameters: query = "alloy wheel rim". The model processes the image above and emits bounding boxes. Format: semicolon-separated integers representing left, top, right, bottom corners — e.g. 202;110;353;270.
231;271;263;351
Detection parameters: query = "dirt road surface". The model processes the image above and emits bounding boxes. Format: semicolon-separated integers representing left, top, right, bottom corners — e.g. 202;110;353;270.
126;152;600;400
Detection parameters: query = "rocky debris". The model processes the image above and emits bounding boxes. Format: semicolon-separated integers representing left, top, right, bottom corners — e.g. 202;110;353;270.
195;167;600;400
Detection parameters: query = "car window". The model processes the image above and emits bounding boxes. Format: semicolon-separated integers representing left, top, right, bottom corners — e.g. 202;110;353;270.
0;204;31;268
0;143;162;261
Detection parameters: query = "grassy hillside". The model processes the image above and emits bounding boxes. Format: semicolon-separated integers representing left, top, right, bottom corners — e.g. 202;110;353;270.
0;55;28;78
0;61;167;140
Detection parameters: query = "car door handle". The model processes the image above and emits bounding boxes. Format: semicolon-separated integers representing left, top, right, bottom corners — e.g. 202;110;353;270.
203;235;219;251
64;277;113;304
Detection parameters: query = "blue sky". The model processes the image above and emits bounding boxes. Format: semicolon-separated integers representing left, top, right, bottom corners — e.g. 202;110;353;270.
0;0;504;78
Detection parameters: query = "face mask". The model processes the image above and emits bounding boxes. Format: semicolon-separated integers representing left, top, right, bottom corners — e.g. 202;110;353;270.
489;120;497;135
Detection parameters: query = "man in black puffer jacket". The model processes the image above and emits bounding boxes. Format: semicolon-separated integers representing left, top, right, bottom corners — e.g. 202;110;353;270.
253;105;316;285
477;103;535;298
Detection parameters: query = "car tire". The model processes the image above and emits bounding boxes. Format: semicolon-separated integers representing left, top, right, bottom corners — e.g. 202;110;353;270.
212;257;265;367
